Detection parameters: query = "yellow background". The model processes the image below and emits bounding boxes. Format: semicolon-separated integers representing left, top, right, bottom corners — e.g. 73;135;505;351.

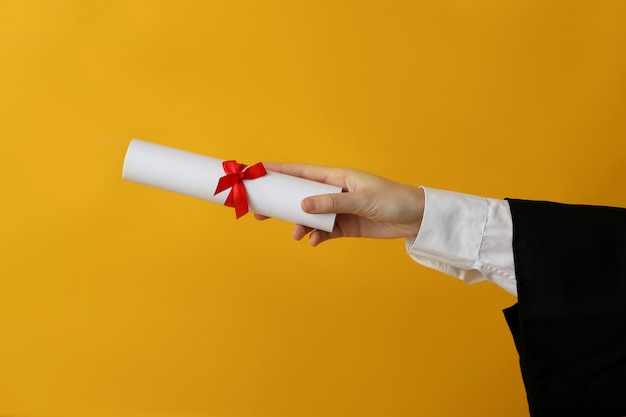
1;1;624;416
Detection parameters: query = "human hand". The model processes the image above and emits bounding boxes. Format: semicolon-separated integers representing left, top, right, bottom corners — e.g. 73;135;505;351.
256;163;425;246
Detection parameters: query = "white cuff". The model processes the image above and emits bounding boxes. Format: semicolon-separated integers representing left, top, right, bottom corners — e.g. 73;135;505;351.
406;187;517;296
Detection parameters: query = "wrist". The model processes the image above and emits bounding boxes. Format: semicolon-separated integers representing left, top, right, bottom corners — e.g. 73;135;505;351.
410;186;425;236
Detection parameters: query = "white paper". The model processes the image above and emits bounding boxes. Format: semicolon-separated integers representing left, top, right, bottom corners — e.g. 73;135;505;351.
122;139;341;232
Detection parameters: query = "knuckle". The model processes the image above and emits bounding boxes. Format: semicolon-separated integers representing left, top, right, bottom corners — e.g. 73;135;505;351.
327;193;343;211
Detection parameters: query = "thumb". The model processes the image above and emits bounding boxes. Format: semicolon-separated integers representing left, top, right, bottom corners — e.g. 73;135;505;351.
302;191;367;215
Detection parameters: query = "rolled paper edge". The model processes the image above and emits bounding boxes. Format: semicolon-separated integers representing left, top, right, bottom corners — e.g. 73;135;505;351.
122;139;341;232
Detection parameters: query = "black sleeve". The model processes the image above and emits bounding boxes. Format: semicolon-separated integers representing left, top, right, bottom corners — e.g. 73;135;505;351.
503;199;626;417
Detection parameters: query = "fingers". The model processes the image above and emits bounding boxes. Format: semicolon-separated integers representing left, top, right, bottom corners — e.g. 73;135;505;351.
309;223;348;246
302;191;366;216
253;213;271;221
292;223;343;247
291;224;327;246
309;230;331;247
293;228;334;247
292;224;314;241
264;162;349;189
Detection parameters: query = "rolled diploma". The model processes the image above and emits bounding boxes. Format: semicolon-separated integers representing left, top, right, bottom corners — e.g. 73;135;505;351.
122;139;341;232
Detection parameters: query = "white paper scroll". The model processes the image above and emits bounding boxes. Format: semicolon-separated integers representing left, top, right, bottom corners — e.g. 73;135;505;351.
122;139;341;232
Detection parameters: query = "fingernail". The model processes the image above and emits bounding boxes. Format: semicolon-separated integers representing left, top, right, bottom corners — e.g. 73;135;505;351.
302;197;316;212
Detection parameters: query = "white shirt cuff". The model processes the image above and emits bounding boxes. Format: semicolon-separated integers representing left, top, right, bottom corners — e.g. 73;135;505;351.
406;187;517;296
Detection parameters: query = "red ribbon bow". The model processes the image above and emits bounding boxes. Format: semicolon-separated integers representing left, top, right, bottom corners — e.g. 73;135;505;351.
214;160;267;218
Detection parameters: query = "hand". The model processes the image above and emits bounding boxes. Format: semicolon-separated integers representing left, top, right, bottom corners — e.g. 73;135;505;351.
256;163;425;246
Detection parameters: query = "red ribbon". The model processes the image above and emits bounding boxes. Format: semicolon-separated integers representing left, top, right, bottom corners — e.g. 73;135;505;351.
214;160;267;218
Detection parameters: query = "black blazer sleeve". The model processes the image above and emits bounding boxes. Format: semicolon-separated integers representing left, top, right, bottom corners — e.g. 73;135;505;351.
503;199;626;417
